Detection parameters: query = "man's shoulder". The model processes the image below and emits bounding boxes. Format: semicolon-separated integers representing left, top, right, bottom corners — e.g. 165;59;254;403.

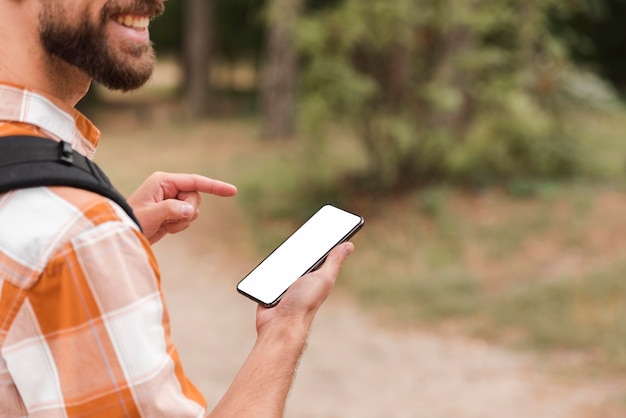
0;184;136;230
0;186;138;288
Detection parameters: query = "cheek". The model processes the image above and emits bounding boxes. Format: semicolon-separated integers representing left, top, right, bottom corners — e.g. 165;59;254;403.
40;1;101;32
63;1;108;28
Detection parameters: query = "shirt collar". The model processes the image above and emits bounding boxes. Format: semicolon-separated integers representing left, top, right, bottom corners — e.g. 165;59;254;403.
0;82;101;159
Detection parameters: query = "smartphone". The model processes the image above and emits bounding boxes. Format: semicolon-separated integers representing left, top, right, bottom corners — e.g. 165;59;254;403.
237;205;364;308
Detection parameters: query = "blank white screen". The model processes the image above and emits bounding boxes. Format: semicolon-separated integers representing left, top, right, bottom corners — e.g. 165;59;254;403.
237;205;362;305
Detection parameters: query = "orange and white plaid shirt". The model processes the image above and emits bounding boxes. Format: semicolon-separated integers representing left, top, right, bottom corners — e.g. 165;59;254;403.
0;83;207;417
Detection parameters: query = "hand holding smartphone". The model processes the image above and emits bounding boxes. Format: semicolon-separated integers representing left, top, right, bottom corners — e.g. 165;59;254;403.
237;205;364;308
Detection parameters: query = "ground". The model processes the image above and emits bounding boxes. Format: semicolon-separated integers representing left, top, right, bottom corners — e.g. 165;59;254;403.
152;198;625;418
92;102;626;417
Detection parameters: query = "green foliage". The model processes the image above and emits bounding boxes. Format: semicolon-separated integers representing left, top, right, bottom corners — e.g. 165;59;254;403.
553;0;626;95
492;263;626;368
298;0;603;192
237;129;368;226
357;273;483;322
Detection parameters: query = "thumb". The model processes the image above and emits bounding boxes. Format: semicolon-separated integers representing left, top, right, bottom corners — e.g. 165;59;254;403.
142;199;195;223
321;242;354;274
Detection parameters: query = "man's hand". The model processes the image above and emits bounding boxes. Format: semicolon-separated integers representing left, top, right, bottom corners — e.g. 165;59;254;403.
127;171;237;244
254;242;354;333
209;242;353;417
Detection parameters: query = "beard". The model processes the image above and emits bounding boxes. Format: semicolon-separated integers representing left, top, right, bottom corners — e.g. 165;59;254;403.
38;1;164;92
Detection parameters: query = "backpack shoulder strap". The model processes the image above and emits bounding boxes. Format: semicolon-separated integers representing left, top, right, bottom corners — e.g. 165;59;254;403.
0;135;142;230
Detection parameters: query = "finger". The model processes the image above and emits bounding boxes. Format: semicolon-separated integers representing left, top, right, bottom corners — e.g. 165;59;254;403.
279;242;354;313
317;242;354;277
160;220;193;235
143;199;196;225
147;230;167;245
159;173;237;198
298;242;354;293
177;191;202;215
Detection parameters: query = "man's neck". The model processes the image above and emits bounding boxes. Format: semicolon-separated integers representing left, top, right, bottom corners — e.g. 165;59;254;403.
0;2;91;114
40;54;92;112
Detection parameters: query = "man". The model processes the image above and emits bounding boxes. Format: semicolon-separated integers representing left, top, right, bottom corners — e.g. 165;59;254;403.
0;0;353;416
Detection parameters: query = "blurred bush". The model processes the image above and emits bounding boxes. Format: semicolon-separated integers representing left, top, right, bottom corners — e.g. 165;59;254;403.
297;0;618;193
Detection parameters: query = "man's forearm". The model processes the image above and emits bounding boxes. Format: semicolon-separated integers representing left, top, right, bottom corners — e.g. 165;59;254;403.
208;319;310;417
207;243;353;417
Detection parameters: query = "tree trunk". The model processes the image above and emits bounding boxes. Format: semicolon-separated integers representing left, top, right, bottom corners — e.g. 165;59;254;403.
259;0;304;140
428;24;475;138
182;0;212;119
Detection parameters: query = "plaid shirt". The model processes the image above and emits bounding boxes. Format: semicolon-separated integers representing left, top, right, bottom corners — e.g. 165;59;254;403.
0;83;207;417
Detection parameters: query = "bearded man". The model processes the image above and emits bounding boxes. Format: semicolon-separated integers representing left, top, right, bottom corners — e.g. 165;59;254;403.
0;1;353;416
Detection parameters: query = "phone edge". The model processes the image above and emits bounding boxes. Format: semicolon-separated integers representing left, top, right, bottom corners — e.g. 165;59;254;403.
236;211;364;308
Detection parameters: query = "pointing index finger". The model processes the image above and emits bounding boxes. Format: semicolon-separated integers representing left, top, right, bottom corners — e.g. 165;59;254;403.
162;173;237;197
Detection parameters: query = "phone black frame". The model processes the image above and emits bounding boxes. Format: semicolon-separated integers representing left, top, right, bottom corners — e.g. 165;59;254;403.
236;206;364;308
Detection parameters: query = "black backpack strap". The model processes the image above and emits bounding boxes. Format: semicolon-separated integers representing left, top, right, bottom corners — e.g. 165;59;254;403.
0;135;142;230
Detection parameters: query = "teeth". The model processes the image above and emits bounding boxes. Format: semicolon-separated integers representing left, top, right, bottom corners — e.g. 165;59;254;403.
115;15;149;30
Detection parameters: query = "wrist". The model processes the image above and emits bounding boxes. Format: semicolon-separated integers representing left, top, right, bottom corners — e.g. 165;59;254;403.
256;315;311;350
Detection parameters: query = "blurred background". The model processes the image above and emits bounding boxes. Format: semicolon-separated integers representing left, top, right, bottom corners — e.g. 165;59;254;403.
89;0;626;416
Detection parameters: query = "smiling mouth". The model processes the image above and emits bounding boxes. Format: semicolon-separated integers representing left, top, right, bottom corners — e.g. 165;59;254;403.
113;14;150;31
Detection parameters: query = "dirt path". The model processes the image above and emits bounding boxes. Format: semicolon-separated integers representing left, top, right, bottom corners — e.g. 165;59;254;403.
152;199;625;418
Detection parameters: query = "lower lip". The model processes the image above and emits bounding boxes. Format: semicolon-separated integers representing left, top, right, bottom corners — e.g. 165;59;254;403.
109;19;150;44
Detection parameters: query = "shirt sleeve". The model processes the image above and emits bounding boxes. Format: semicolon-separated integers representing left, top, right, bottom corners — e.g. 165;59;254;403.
1;197;207;417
